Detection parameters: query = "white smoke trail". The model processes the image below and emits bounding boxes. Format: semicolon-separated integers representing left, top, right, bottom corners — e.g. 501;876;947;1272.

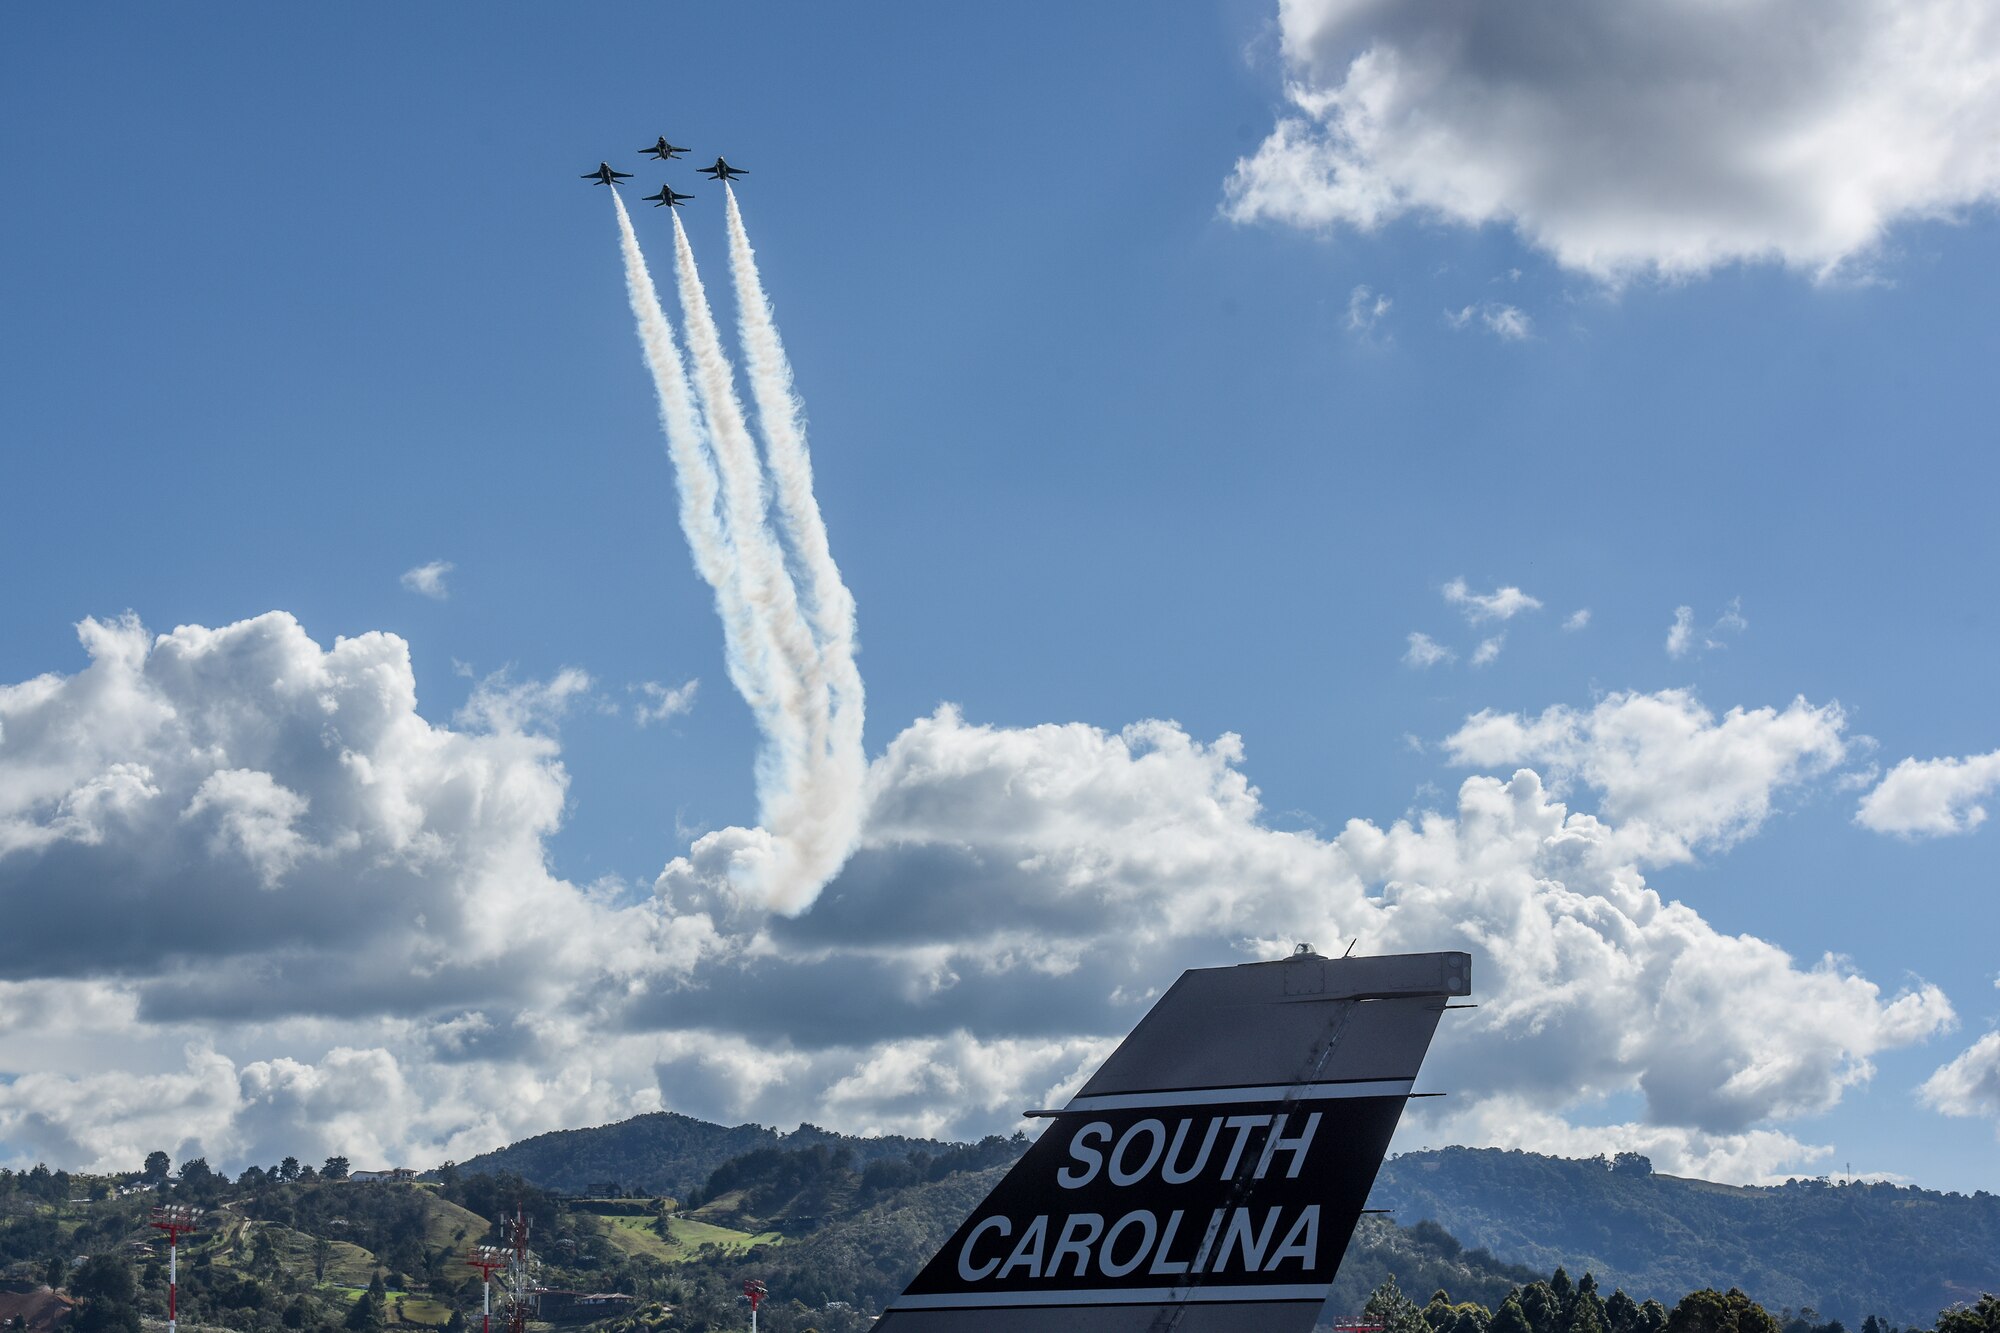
722;185;867;846
667;209;854;913
611;191;790;739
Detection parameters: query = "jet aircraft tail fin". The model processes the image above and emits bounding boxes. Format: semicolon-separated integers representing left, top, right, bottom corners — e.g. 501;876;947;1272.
877;948;1472;1333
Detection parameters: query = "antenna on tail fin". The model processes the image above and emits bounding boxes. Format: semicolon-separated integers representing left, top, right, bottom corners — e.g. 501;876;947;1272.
877;949;1473;1333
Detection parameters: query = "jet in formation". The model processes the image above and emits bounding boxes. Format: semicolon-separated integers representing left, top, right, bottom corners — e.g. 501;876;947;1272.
642;184;695;209
697;156;747;182
640;136;690;161
582;162;632;186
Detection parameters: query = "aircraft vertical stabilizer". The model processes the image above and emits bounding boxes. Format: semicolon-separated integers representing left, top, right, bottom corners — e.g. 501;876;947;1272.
877;948;1473;1333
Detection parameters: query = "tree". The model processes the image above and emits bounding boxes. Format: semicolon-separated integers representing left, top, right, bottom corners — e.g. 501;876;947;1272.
71;1254;142;1333
313;1236;335;1284
281;1157;301;1182
1494;1296;1538;1333
45;1255;68;1291
323;1157;351;1182
345;1291;379;1332
1572;1296;1609;1333
1608;1291;1642;1333
1935;1296;2000;1333
1523;1284;1562;1333
143;1152;172;1186
1667;1289;1781;1333
1368;1276;1432;1333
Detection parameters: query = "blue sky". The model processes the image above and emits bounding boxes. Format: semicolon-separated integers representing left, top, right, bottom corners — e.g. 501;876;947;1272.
2;3;1997;1191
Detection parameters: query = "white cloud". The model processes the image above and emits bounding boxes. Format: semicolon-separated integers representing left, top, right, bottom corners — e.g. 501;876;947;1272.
1443;689;1849;863
457;666;596;735
1443;578;1543;623
1668;599;1747;658
1404;631;1455;668
1919;1032;2000;1135
1564;609;1592;632
400;560;454;600
1667;606;1696;657
1401;1095;1834;1187
633;679;700;727
1855;748;2000;837
1445;304;1535;340
1484;305;1532;340
1471;635;1505;667
1347;284;1393;334
0;614;1954;1184
1224;0;2000;280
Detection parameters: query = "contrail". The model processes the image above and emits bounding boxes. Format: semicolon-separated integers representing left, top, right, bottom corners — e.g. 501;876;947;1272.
722;184;866;838
668;209;855;912
610;192;803;796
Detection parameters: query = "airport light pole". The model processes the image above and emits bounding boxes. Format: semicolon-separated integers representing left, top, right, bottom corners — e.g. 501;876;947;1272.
148;1205;200;1333
743;1279;766;1332
464;1246;508;1333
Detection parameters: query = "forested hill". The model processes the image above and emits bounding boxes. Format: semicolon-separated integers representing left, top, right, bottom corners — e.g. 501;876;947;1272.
455;1111;954;1199
1370;1148;2000;1326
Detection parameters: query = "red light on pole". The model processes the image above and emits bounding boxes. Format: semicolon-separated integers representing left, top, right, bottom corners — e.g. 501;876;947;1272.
148;1206;200;1333
744;1279;767;1333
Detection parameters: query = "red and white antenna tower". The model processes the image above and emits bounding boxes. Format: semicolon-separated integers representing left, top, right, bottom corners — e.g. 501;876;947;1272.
502;1207;534;1333
148;1205;201;1333
743;1278;767;1332
463;1245;508;1333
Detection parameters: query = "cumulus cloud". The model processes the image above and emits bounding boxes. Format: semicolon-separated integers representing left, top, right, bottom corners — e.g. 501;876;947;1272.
1444;578;1542;623
1855;748;2000;837
1470;635;1505;667
1402;1095;1834;1186
0;614;1954;1183
1224;0;2000;280
1404;631;1455;668
1564;609;1592;632
400;561;454;600
1919;1032;2000;1134
1443;689;1849;863
0;614;669;1002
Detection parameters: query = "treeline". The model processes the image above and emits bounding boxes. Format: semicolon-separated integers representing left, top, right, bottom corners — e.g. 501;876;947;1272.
457;1112;957;1201
682;1133;1027;1213
1371;1148;2000;1324
1356;1262;1999;1333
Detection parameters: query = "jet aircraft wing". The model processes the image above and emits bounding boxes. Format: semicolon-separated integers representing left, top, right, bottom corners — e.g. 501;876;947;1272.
876;948;1472;1333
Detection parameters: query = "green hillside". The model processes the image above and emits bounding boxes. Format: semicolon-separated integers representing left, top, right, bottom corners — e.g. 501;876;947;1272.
455;1112;953;1200
9;1133;1998;1333
1369;1148;2000;1325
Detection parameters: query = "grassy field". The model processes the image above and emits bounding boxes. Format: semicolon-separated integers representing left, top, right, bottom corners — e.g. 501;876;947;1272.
590;1210;780;1265
417;1194;491;1253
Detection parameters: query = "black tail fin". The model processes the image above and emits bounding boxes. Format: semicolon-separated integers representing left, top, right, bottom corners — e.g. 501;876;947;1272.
878;949;1472;1332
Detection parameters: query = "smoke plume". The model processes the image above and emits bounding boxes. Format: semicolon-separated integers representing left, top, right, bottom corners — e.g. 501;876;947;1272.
723;185;867;871
611;192;865;913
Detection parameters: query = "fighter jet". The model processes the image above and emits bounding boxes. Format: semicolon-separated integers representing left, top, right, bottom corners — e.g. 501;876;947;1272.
642;184;695;209
696;157;747;183
640;136;690;161
582;162;632;186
